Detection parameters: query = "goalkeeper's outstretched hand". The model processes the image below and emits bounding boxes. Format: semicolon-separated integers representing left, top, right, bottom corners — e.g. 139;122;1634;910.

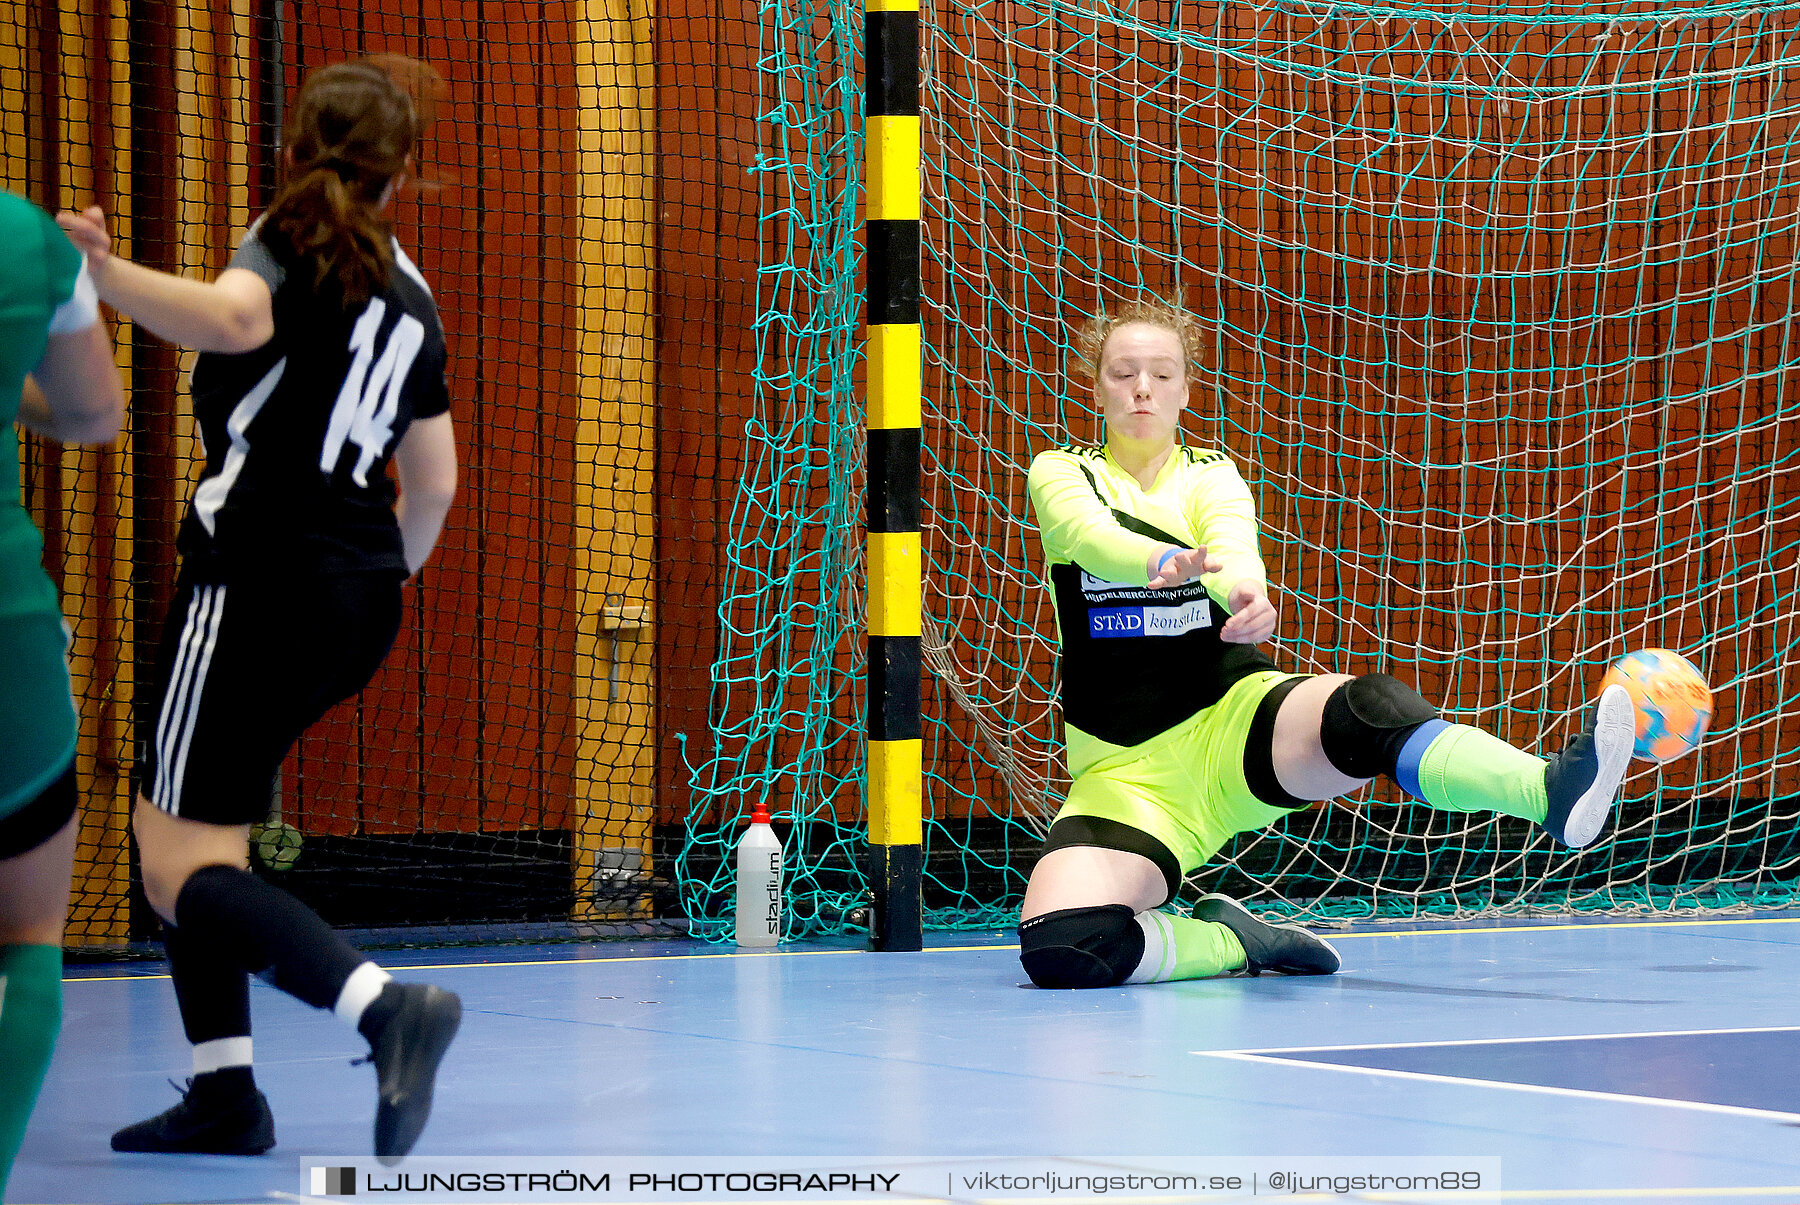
1219;580;1276;644
1146;544;1221;588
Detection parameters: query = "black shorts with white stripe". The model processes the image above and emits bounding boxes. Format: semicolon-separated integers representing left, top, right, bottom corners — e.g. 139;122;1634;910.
134;568;404;825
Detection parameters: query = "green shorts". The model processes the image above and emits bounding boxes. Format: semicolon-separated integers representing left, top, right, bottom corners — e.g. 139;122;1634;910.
0;610;78;818
1052;670;1304;888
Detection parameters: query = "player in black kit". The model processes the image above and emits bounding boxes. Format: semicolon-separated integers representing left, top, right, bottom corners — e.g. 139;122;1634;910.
57;58;462;1164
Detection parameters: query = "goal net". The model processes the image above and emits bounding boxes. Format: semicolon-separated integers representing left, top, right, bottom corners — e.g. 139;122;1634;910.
680;0;1800;929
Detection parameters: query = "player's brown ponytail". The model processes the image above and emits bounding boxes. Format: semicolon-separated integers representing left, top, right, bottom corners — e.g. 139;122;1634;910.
261;56;439;308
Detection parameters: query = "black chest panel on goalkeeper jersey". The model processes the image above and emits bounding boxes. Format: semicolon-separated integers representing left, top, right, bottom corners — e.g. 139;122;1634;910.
1051;509;1274;748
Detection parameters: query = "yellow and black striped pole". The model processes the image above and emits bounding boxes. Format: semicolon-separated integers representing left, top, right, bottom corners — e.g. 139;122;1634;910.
864;0;923;952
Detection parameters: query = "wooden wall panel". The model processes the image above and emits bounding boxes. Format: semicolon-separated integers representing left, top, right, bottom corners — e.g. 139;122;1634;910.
283;2;583;845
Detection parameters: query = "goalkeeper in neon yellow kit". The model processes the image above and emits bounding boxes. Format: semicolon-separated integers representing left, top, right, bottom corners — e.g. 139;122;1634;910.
1018;297;1635;989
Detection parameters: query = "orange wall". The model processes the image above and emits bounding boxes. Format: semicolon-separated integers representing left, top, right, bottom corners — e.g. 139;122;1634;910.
273;4;585;837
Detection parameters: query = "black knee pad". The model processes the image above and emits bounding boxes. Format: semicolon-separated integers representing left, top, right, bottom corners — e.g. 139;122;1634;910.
1018;904;1144;989
1319;673;1438;780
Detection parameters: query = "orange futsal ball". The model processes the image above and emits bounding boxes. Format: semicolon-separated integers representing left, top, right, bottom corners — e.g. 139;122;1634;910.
1601;648;1713;764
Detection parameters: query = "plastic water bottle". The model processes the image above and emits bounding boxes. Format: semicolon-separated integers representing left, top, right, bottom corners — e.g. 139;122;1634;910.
734;801;782;947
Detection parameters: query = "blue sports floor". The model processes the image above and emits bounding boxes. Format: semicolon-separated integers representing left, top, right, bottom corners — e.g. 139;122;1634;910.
15;913;1800;1204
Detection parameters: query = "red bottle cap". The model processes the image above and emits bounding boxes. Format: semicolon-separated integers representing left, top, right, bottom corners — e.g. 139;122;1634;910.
750;800;771;825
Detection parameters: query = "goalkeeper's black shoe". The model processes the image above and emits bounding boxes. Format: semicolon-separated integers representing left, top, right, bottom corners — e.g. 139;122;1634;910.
110;1072;275;1155
1540;683;1635;850
1193;894;1341;976
365;983;462;1165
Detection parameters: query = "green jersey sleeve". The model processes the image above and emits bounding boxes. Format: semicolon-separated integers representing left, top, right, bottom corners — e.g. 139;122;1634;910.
1027;448;1164;585
1182;453;1266;605
34;203;85;326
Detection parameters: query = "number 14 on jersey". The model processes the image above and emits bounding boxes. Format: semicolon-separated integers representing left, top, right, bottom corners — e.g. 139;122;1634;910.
321;297;425;486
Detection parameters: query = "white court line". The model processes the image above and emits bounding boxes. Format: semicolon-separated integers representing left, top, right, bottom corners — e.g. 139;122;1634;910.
1200;1050;1800;1125
1201;1024;1800;1056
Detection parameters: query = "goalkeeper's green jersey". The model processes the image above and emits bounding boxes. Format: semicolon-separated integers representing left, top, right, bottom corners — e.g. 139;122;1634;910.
1026;442;1278;758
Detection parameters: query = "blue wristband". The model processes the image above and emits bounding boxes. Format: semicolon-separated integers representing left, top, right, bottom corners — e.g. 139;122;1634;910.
1156;548;1181;576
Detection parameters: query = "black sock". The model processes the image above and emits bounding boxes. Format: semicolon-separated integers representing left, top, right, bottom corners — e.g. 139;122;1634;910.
173;865;366;1013
163;920;251;1046
162;920;256;1087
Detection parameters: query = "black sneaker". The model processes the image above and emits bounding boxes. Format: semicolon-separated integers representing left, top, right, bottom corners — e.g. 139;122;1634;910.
1193;894;1340;976
367;983;462;1165
1540;683;1634;850
110;1074;275;1155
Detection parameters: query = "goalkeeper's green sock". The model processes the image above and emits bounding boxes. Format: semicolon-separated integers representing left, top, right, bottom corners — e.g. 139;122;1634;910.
1396;687;1635;849
1127;909;1249;982
0;944;63;1199
1398;720;1549;823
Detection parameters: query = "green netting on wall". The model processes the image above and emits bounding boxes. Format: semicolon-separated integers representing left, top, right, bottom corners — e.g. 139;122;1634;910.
679;0;1800;937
